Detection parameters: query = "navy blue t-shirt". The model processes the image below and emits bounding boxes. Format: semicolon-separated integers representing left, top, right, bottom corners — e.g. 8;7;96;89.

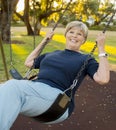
33;49;98;116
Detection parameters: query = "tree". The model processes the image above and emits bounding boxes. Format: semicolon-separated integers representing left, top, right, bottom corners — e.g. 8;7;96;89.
62;0;100;23
0;0;18;42
15;0;69;36
93;0;114;25
62;0;115;26
15;0;34;35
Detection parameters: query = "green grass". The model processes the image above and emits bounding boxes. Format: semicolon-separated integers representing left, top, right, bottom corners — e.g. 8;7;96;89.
0;27;116;81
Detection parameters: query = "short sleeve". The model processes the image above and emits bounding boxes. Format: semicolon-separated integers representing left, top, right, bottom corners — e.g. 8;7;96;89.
86;57;99;79
33;54;47;69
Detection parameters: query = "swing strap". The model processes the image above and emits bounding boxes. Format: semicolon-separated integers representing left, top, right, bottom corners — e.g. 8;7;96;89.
33;93;71;123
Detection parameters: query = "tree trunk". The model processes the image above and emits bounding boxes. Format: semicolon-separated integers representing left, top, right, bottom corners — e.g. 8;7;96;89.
24;0;34;35
1;10;11;42
34;20;41;35
0;0;18;43
25;19;34;35
0;0;11;42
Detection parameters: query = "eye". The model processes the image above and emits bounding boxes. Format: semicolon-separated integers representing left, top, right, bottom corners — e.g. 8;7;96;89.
69;31;74;34
77;32;83;35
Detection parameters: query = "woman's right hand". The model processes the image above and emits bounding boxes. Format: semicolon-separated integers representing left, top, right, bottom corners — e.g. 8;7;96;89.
44;30;54;41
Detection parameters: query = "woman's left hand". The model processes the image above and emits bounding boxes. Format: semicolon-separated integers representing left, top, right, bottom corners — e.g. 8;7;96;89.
96;32;106;53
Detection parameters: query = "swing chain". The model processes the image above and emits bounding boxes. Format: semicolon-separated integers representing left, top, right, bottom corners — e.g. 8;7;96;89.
52;0;72;31
67;53;93;93
71;46;96;91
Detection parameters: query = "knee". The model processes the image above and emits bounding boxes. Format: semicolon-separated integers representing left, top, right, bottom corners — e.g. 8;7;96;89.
5;79;18;85
3;79;20;90
0;79;21;96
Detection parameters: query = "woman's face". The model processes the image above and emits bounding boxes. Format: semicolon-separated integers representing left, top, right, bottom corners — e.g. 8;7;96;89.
65;26;85;52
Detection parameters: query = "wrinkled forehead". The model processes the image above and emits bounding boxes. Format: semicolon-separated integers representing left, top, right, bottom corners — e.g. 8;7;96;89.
67;26;84;33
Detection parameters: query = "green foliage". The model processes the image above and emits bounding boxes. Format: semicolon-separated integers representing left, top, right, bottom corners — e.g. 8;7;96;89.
29;0;67;26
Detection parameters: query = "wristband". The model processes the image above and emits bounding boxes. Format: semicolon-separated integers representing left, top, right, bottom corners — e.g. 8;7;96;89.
98;53;108;57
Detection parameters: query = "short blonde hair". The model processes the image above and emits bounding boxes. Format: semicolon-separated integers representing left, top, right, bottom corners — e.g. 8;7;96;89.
65;21;88;40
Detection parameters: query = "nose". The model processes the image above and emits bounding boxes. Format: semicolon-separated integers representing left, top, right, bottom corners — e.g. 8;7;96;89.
72;33;77;37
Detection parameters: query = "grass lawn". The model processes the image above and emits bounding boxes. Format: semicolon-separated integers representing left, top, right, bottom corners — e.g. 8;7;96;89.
0;27;116;81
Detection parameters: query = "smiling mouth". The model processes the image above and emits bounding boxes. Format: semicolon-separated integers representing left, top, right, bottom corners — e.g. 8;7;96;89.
70;39;78;44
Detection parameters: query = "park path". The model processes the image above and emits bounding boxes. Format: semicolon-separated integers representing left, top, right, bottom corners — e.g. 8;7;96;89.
11;27;116;37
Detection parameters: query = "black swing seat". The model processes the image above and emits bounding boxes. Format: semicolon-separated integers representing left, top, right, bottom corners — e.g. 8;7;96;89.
9;67;23;80
33;93;71;123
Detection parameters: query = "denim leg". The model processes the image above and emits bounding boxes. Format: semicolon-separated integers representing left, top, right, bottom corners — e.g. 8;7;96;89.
0;80;24;130
0;79;69;129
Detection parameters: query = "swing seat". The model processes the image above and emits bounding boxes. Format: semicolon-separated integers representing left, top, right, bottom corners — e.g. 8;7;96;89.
9;67;23;80
33;93;70;123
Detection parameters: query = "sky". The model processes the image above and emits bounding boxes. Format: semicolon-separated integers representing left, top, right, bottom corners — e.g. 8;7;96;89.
16;0;116;12
17;0;24;12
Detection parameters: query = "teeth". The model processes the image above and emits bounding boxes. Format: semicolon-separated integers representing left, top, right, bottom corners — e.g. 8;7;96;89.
71;39;77;43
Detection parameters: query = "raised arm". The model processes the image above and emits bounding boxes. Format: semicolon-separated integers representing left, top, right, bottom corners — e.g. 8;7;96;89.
93;32;110;84
24;31;54;68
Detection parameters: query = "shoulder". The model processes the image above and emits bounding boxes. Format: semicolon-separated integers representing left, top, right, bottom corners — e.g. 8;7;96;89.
80;53;97;62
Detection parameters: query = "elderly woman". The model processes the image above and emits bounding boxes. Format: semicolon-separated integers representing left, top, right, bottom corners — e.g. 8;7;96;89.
0;21;110;129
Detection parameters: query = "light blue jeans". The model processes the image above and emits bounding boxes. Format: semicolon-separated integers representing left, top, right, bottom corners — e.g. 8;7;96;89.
0;79;69;130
